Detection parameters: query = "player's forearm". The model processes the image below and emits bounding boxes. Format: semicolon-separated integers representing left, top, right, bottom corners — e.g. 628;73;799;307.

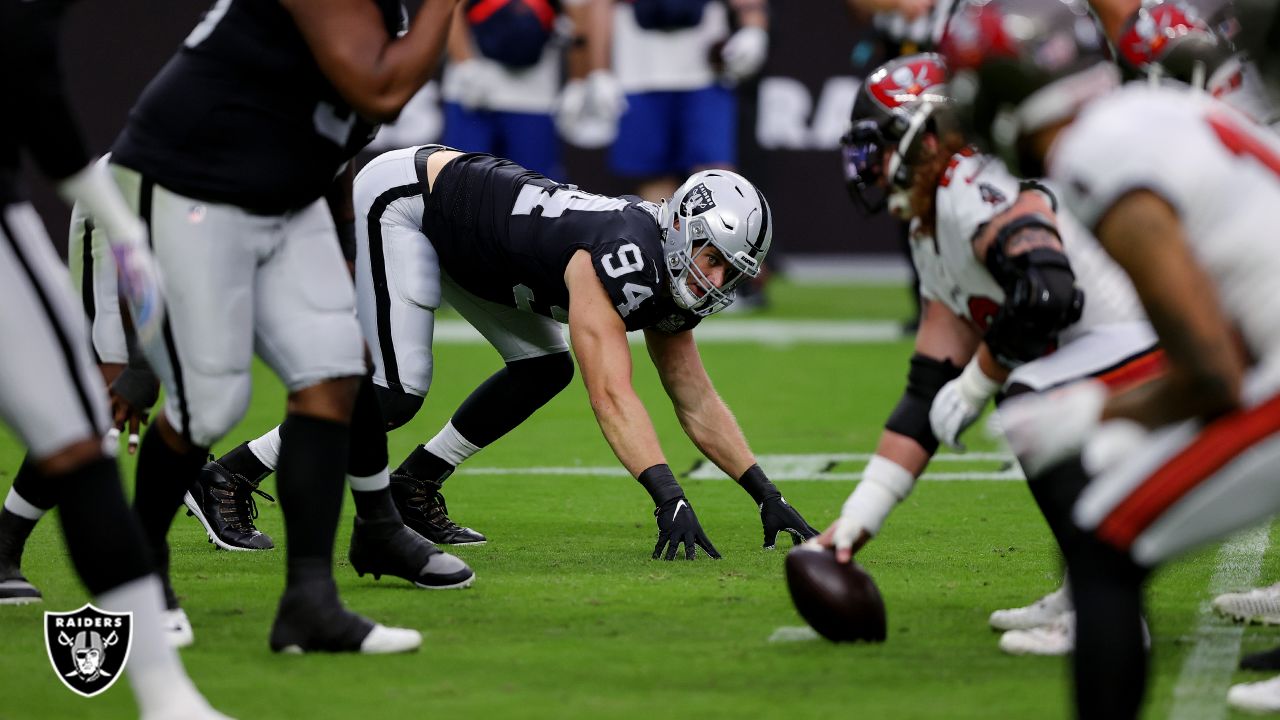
676;397;755;479
587;385;667;477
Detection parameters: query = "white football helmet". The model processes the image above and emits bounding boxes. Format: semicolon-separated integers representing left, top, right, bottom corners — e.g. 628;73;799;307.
657;170;772;316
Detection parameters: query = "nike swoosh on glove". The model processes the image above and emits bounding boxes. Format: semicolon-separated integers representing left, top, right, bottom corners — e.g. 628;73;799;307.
653;497;721;560
760;496;818;549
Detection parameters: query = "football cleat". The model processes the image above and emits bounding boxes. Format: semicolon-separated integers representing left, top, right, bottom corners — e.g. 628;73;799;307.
989;585;1072;631
0;569;41;605
998;614;1074;656
348;518;475;590
1228;675;1280;714
269;578;421;654
1214;582;1280;625
389;475;487;546
184;458;275;551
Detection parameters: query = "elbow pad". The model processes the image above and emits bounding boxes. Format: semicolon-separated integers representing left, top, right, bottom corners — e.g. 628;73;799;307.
885;354;964;454
984;216;1085;367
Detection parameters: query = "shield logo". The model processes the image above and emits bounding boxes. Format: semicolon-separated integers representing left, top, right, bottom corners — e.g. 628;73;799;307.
679;183;716;217
44;604;132;698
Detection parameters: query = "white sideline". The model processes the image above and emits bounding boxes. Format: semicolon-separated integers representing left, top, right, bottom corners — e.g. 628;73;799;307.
1168;524;1271;720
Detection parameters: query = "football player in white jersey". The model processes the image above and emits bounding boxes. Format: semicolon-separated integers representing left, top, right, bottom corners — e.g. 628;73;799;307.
813;53;1160;656
944;0;1280;715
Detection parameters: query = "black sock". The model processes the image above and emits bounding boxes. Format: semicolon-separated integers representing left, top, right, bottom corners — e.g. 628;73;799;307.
57;457;153;595
133;427;207;566
352;487;402;525
0;508;38;567
451;353;573;446
276;414;349;584
395;445;454;485
348;376;400;525
218;441;272;484
1065;523;1150;719
12;456;58;511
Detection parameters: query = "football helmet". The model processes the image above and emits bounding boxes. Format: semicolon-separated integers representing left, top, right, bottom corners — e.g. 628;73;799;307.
842;53;951;214
939;0;1117;176
1117;0;1234;89
657;170;771;316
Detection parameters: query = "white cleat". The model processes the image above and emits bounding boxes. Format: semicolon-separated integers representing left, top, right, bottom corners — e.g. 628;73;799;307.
1229;675;1280;714
165;608;195;649
999;613;1074;656
141;696;235;720
1214;583;1280;625
989;585;1072;631
359;624;422;654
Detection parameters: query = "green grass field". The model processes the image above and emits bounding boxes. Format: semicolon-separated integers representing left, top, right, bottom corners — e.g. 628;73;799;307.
1;279;1277;719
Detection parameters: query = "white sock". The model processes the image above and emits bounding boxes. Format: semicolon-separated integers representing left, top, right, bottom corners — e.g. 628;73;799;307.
424;421;481;468
3;487;47;521
247;426;283;470
347;468;390;492
95;575;209;716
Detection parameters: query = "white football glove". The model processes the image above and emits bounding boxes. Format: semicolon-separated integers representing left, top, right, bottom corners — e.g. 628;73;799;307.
555;70;626;148
443;58;502;111
720;26;769;84
1000;380;1108;477
930;358;1002;451
832;455;916;553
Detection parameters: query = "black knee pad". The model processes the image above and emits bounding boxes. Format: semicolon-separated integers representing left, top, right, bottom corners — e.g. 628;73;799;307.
375;384;425;431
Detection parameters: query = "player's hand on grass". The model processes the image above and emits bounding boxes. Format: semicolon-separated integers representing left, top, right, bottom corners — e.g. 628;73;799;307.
760;496;818;549
653;496;721;560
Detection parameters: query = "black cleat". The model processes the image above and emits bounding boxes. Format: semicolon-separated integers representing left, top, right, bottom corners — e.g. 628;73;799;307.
348;518;475;590
0;510;40;604
184;458;275;551
269;578;420;654
1242;646;1280;671
389;475;487;546
0;564;41;605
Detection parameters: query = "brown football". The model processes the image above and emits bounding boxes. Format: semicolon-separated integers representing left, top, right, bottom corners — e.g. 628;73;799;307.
784;546;887;643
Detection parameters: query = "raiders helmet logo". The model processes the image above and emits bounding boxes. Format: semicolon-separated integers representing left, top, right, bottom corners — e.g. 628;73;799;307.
45;604;132;698
679;184;716;217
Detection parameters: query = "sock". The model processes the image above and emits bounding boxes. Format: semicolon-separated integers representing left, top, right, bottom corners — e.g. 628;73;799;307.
96;575;208;716
57;456;152;594
396;444;456;485
348;376;400;525
451;353;573;445
247;425;283;470
0;507;38;569
133;428;207;568
11;456;57;513
219;439;273;484
349;470;402;525
276;414;349;585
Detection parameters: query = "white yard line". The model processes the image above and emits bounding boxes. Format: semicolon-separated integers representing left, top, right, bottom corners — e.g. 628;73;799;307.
433;319;907;346
454;452;1025;482
1168;524;1272;720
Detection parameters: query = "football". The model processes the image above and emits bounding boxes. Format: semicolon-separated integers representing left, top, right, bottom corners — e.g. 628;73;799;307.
785;545;887;643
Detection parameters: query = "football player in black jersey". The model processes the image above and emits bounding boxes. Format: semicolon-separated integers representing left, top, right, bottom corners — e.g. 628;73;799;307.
0;0;227;717
80;0;482;654
208;144;819;559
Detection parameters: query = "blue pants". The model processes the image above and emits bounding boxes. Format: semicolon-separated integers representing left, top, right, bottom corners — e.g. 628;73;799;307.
609;85;736;178
442;103;563;180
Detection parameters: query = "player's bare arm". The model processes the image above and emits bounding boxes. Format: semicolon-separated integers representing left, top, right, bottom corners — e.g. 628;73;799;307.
1095;190;1244;427
820;298;980;561
282;0;462;122
643;328;754;478
565;251;666;476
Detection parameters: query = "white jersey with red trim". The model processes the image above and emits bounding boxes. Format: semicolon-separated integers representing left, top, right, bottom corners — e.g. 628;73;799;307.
1052;84;1280;373
911;151;1145;341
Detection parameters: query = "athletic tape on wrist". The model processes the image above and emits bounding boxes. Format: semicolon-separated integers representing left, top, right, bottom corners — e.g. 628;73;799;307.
840;455;915;537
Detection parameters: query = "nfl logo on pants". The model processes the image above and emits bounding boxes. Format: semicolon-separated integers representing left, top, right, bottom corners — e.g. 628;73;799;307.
44;604;133;697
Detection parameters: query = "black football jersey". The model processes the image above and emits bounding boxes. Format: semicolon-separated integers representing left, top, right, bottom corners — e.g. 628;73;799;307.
0;0;91;205
424;154;701;334
110;0;406;214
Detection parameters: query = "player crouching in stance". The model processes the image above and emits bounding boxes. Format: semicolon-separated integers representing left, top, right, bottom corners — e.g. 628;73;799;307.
209;145;817;559
811;53;1159;655
944;0;1280;715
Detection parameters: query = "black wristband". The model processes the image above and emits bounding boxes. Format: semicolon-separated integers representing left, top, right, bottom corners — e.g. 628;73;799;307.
337;221;357;263
736;464;781;504
637;464;684;507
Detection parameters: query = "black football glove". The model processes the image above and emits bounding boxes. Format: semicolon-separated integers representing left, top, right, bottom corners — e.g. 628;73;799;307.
760;496;818;549
653;496;721;560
